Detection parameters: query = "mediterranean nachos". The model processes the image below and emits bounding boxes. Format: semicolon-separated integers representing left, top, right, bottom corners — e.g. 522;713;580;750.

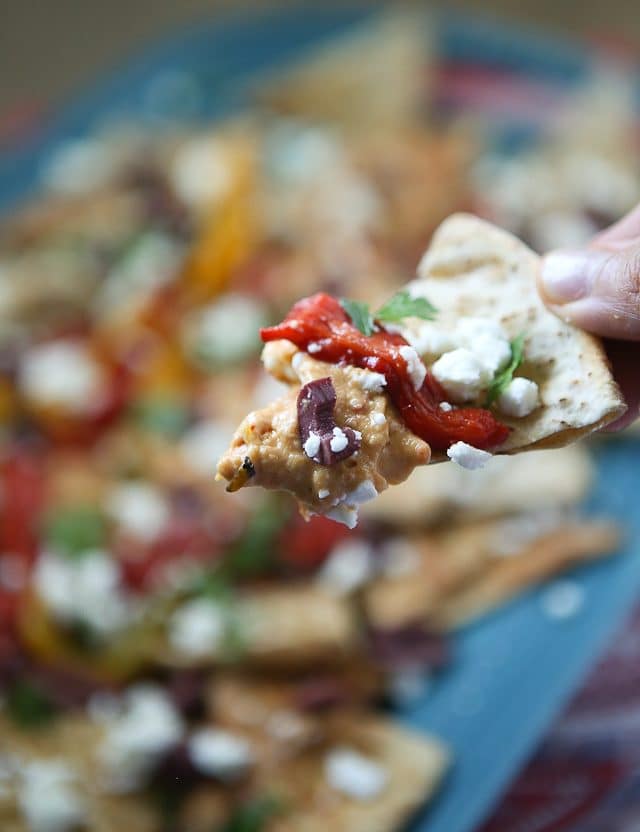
217;214;625;525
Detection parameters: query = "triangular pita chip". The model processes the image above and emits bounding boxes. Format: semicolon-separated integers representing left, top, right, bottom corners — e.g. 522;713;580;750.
409;214;625;452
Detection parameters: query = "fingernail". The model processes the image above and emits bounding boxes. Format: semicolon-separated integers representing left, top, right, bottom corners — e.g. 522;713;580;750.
540;251;594;304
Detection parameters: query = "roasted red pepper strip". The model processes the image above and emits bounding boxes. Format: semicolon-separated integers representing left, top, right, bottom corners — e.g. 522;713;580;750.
261;293;509;452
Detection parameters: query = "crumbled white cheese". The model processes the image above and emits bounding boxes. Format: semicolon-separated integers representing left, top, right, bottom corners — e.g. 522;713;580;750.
318;489;330;499
325;504;359;530
189;294;265;366
371;411;386;426
475;335;512;375
97;685;184;792
398;345;427;391
168;598;225;658
265;123;342;184
291;350;306;372
439;401;453;412
330;427;349;453
346;480;378;505
324;747;388;800
43;138;118;194
498;377;539;418
33;550;132;637
18;760;86;832
188;729;254;781
406;323;455;360
317;539;373;595
307;342;322;354
106;482;169;543
431;349;491;403
447;442;492;470
100;232;182;312
303;432;321;459
452;317;511;375
180;420;235;475
19;341;103;413
356;370;387;393
378;538;421;578
170;137;232;207
454;316;508;345
541;580;584;620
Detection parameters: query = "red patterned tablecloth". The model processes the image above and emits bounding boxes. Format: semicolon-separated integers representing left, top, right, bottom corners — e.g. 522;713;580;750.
482;606;640;831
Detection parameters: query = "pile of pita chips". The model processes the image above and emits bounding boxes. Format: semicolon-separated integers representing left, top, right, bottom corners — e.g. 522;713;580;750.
364;515;620;633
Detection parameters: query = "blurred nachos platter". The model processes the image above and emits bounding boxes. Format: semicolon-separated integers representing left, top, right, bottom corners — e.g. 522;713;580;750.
0;7;639;832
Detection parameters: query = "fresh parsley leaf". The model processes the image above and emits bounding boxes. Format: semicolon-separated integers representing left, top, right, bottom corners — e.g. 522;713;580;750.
226;497;287;579
223;795;283;832
340;298;374;336
376;290;437;323
6;679;57;729
485;333;526;406
44;505;106;559
341;291;437;335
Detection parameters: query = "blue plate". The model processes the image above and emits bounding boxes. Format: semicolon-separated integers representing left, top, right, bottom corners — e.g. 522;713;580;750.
1;7;638;831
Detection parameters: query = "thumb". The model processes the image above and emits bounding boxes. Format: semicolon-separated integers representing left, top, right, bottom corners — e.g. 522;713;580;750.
539;243;640;340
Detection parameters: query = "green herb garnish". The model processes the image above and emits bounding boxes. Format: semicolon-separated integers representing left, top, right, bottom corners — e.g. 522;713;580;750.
6;679;57;729
44;505;107;558
376;290;437;324
187;498;289;660
485;333;526;406
339;298;375;336
130;397;190;438
341;290;437;335
225;497;287;579
223;795;283;832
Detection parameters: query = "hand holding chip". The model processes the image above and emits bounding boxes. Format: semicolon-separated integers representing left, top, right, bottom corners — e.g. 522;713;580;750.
539;204;640;430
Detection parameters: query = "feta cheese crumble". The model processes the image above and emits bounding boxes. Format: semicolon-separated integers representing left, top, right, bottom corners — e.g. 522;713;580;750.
307;342;322;354
541;580;584;620
431;349;491;403
498;377;540;418
398;345;426;391
19;341;104;413
405;323;455;360
189;294;265;366
18;761;86;832
106;482;170;542
371;411;386;425
303;432;321;458
346;480;378;505
325;504;359;530
188;728;254;781
453;317;512;375
318;489;330;499
169;598;225;658
330;427;349;453
180;420;235;474
355;369;387;393
97;685;184;792
317;539;373;595
324;747;388;800
170;138;232;207
33;549;132;637
447;442;492;470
